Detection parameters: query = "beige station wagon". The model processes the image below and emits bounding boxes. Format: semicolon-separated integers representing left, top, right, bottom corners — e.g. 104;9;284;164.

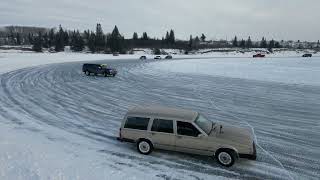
117;106;257;167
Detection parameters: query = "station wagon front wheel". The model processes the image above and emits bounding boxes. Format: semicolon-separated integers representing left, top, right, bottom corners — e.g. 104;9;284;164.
216;149;236;167
137;140;153;155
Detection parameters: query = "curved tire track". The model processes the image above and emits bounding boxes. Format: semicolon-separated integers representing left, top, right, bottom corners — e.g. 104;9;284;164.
0;59;319;179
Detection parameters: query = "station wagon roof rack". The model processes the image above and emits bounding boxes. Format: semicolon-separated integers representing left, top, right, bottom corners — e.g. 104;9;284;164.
127;105;198;121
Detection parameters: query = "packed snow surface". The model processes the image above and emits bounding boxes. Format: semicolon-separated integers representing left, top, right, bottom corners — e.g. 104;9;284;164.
0;51;319;180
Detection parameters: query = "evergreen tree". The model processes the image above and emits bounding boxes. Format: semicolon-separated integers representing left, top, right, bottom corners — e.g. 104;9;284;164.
107;25;125;53
240;39;246;48
201;33;206;42
133;32;138;40
88;31;96;53
95;23;106;52
141;32;149;40
16;33;21;45
32;32;43;52
260;37;267;48
55;25;65;52
70;30;84;52
64;30;69;46
246;36;252;48
268;39;275;49
48;29;55;48
194;36;200;49
42;32;49;48
195;36;200;43
165;31;170;44
169;29;175;44
153;48;161;55
274;41;281;48
188;35;193;50
28;33;34;45
232;36;238;47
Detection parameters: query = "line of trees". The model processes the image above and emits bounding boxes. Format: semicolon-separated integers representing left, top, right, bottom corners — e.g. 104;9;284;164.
231;36;282;49
1;24;319;53
29;24;180;53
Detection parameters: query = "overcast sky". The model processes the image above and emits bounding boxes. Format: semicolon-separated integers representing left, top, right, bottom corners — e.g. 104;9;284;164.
1;0;319;41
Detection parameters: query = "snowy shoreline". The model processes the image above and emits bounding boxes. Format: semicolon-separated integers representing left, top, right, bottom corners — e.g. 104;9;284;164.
0;51;319;180
0;49;318;75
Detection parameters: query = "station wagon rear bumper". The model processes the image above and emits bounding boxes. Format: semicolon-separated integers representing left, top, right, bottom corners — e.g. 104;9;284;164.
117;137;135;143
239;142;257;160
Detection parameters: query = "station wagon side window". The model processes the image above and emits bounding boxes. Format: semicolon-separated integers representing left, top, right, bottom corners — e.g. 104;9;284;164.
151;119;174;134
177;121;201;137
124;117;150;130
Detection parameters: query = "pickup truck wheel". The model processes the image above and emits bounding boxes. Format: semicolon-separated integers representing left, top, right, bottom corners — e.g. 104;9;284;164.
104;73;108;77
137;139;153;155
215;149;236;167
85;71;90;76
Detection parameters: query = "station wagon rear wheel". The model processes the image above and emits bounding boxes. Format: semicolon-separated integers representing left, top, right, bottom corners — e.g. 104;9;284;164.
137;140;153;155
216;149;236;167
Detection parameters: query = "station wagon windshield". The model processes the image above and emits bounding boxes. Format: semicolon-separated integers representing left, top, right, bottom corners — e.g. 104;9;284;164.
195;114;214;135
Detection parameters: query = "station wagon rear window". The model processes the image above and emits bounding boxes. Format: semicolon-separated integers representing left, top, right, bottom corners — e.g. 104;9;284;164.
124;117;150;130
151;119;173;133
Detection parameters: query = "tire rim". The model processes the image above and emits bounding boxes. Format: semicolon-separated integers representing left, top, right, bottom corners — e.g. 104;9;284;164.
139;141;150;153
218;152;232;165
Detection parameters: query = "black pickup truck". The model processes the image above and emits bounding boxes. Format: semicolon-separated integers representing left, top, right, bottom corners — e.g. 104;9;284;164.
82;64;117;77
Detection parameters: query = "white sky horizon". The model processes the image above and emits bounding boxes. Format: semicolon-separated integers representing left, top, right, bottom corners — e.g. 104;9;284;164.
1;0;319;41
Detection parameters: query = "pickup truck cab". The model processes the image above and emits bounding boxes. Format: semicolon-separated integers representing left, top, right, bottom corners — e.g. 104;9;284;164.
118;106;257;167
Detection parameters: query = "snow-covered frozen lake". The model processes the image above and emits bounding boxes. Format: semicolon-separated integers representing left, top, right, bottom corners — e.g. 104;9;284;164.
0;53;319;180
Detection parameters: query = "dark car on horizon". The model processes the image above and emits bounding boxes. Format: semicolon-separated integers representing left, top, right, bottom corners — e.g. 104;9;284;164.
302;53;312;57
154;56;162;60
253;53;266;58
82;64;117;77
140;56;147;60
165;55;173;59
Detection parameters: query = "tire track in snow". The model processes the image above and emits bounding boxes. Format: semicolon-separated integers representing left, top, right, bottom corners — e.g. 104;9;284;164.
0;59;319;179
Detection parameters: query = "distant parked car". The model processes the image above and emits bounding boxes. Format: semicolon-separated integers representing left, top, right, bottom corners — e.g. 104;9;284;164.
140;56;147;60
302;53;312;57
118;105;257;167
82;64;117;77
154;56;162;60
253;53;265;58
165;55;173;59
